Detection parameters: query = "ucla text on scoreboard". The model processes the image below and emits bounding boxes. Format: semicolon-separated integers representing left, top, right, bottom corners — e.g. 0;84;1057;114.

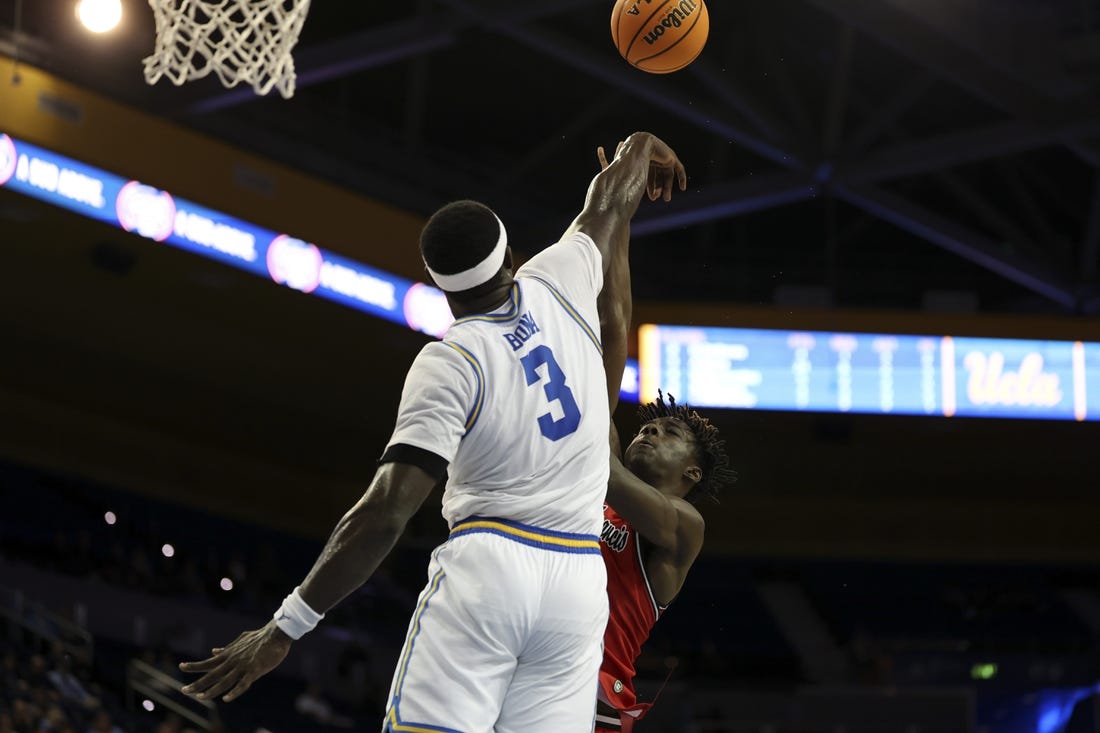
639;324;1096;421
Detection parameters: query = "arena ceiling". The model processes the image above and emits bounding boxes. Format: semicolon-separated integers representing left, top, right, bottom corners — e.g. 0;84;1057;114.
2;0;1100;314
2;0;1100;559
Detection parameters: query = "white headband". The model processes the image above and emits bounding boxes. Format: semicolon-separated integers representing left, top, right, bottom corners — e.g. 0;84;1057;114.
426;214;508;292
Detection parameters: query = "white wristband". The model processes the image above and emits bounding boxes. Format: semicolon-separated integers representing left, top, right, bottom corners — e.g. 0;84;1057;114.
273;587;324;640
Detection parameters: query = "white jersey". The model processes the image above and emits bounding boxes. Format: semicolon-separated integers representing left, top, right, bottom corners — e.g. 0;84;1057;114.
386;231;610;536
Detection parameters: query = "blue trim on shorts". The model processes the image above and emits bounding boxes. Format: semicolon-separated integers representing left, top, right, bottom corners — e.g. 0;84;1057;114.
449;516;601;554
387;568;460;733
384;717;465;733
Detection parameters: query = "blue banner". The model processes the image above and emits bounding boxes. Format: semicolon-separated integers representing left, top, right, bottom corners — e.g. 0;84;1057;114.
640;324;1098;421
0;132;437;331
0;132;640;400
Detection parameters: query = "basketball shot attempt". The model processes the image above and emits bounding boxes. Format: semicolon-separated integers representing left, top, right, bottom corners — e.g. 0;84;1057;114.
612;0;710;74
178;132;688;733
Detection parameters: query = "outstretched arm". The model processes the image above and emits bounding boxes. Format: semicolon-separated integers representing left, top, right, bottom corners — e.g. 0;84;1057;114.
564;131;686;279
607;455;703;558
297;462;437;612
607;453;704;604
179;462;437;702
595;143;634;417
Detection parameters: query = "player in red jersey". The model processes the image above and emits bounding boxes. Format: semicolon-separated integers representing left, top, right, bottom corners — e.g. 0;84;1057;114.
593;143;736;733
596;391;733;732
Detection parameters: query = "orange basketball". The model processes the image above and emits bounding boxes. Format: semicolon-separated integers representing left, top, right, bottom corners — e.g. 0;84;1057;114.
611;0;709;74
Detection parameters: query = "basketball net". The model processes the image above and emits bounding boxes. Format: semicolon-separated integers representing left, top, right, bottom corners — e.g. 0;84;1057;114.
143;0;312;99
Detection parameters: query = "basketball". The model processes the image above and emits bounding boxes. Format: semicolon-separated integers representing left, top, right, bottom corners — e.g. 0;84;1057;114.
611;0;709;74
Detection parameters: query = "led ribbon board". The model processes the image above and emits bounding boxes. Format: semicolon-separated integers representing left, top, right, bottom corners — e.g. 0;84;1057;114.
0;132;640;399
640;324;1098;421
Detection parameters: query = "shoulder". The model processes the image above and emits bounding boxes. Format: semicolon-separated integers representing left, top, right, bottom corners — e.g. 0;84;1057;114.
516;232;601;286
406;340;482;389
673;499;705;560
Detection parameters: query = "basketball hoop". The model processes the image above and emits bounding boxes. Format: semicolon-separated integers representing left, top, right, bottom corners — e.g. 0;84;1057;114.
143;0;312;99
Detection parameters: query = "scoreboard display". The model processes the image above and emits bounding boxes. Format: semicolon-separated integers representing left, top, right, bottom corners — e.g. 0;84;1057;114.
639;324;1099;421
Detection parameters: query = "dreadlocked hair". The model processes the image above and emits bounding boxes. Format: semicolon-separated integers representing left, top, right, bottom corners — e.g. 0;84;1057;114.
636;390;736;505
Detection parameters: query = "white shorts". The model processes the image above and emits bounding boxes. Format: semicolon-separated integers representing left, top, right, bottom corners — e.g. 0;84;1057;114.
382;516;609;733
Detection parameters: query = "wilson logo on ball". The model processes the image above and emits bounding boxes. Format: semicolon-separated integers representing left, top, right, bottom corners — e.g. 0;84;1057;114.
612;0;709;74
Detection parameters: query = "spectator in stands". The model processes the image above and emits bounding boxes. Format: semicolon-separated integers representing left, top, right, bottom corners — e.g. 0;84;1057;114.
152;712;182;733
46;653;98;711
294;682;353;728
126;547;153;589
848;627;893;686
177;559;206;602
72;531;95;578
24;656;49;691
0;711;13;733
1;652;19;696
11;698;38;733
85;709;124;733
37;704;72;732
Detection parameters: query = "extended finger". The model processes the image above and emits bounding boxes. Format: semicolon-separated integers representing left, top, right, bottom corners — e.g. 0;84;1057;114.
660;166;676;201
179;656;221;674
675;159;687;190
647;167;660;201
222;674;254;703
181;660;233;696
597;146;609;171
197;667;246;701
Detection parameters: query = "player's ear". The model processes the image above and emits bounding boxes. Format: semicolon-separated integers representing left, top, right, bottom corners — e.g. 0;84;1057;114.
683;464;702;485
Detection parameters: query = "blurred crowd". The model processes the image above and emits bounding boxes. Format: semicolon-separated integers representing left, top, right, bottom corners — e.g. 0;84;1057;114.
0;638;193;733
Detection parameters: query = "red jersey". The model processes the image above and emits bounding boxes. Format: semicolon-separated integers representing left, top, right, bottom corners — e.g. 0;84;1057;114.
598;503;666;712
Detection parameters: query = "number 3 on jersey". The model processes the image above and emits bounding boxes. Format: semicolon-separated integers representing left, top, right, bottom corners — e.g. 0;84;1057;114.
520;345;582;440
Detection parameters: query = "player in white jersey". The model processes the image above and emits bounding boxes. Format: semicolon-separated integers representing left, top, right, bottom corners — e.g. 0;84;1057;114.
179;132;687;733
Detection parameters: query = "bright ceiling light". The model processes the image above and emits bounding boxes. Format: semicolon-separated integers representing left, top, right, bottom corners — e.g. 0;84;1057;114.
76;0;123;34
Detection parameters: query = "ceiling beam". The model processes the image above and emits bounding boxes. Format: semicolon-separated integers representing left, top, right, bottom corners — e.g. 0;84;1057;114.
840;116;1100;185
435;0;800;169
183;0;599;116
934;172;1039;260
632;171;820;237
1066;140;1100;169
841;72;934;157
999;162;1061;258
803;0;1058;121
184;18;458;116
835;183;1077;308
822;23;856;156
688;62;793;146
1082;176;1100;282
499;92;625;187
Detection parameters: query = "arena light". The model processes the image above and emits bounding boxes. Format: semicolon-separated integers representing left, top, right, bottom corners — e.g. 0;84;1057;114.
76;0;123;33
970;663;998;680
142;699;155;712
220;577;234;591
161;543;175;558
103;510;117;525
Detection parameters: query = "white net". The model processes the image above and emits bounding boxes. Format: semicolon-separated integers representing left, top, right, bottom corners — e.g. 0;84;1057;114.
143;0;312;99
